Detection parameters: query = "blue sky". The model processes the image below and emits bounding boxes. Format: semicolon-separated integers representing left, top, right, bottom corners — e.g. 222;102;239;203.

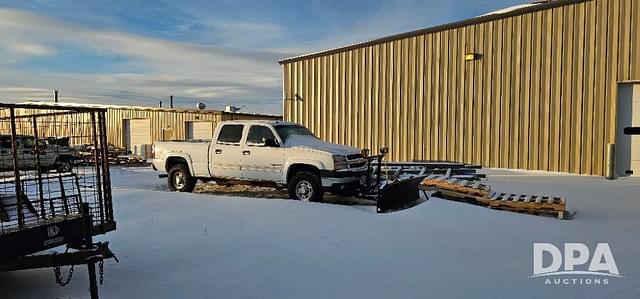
0;0;523;114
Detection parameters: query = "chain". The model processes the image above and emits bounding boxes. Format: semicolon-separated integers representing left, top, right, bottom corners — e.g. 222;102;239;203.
99;260;104;285
54;265;75;286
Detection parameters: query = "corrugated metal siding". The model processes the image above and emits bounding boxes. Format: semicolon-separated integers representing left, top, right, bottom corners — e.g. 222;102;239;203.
0;107;280;148
105;109;223;147
282;0;639;176
0;108;98;145
220;113;281;122
107;110;279;147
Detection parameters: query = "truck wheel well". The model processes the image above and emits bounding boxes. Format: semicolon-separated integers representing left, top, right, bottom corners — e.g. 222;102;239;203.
166;157;189;172
287;164;320;183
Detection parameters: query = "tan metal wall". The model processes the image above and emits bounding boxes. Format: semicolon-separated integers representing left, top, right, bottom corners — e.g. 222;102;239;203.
0;107;281;148
282;0;640;175
106;109;280;147
0;108;98;145
104;108;223;147
220;113;282;121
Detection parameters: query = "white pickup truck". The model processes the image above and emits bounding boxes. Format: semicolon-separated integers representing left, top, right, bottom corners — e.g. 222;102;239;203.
151;120;369;202
0;135;59;171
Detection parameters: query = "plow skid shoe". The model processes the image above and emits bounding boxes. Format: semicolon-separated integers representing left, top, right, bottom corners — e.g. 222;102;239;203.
377;176;427;213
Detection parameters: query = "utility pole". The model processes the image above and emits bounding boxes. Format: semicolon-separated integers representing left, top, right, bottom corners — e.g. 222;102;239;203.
53;90;59;103
170;95;174;108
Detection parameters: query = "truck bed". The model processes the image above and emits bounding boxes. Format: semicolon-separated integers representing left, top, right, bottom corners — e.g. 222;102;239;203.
153;140;211;175
154;140;210;155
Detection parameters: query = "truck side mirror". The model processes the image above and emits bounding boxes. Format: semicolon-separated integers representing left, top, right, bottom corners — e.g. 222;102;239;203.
624;127;640;135
264;138;279;147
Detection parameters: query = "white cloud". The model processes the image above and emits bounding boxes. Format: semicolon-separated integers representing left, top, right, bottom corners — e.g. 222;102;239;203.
0;7;286;113
0;1;520;115
0;87;51;93
201;20;286;48
5;42;55;57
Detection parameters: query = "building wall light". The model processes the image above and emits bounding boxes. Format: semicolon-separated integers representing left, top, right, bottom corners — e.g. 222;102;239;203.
464;53;482;61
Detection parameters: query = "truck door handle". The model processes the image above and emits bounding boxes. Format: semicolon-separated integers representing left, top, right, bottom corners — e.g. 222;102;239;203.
215;149;222;154
242;150;251;156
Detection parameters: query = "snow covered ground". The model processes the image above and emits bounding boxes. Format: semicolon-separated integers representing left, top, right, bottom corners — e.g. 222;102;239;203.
1;167;639;298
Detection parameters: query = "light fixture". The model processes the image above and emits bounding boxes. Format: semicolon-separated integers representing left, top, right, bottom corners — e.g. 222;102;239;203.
464;53;482;61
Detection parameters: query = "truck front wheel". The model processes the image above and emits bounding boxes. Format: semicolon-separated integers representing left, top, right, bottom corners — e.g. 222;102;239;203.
168;164;196;192
288;171;324;202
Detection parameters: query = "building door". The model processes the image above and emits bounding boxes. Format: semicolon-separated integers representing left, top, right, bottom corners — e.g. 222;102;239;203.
616;83;640;176
124;118;151;159
185;121;213;140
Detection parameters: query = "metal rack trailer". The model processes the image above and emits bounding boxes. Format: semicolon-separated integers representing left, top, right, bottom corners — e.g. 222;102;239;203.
0;103;116;298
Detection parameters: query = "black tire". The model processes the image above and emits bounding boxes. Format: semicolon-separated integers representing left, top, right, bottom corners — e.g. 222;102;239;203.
56;161;73;173
168;164;196;192
288;171;324;202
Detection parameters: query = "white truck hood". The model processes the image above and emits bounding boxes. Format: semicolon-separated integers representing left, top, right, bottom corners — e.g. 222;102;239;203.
285;136;360;156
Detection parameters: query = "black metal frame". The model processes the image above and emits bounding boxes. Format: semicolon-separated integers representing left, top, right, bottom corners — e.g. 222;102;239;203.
355;148;484;213
0;103;116;299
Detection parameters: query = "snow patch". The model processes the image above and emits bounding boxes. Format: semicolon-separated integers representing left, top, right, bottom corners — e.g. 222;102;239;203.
1;167;639;298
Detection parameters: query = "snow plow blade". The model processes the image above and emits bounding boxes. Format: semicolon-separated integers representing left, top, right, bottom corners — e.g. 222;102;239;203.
376;176;427;213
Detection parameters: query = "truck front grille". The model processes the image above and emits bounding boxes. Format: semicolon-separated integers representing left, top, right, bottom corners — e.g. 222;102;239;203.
347;154;363;160
349;161;367;168
347;154;366;168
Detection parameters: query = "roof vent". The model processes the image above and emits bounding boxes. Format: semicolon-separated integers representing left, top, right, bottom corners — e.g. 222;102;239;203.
224;105;244;113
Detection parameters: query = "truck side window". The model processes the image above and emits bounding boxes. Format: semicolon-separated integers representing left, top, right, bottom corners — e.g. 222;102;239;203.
0;137;11;149
217;125;244;145
247;126;276;146
22;137;36;149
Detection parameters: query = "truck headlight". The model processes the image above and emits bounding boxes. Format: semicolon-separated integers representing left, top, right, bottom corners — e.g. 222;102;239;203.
332;155;348;170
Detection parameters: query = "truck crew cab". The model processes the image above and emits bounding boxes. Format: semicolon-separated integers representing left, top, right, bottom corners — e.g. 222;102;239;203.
151;120;368;202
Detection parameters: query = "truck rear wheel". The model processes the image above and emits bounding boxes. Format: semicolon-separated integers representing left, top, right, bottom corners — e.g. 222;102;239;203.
56;161;73;173
288;171;324;202
168;164;196;192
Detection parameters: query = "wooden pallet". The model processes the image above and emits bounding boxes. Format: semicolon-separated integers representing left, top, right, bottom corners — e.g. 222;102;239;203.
422;175;492;197
483;192;566;219
420;176;568;219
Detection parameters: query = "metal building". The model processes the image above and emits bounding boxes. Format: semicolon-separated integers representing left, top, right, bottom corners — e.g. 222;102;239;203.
12;102;281;159
279;0;640;176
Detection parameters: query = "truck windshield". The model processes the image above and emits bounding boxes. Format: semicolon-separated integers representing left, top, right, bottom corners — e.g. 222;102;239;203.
274;125;316;142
